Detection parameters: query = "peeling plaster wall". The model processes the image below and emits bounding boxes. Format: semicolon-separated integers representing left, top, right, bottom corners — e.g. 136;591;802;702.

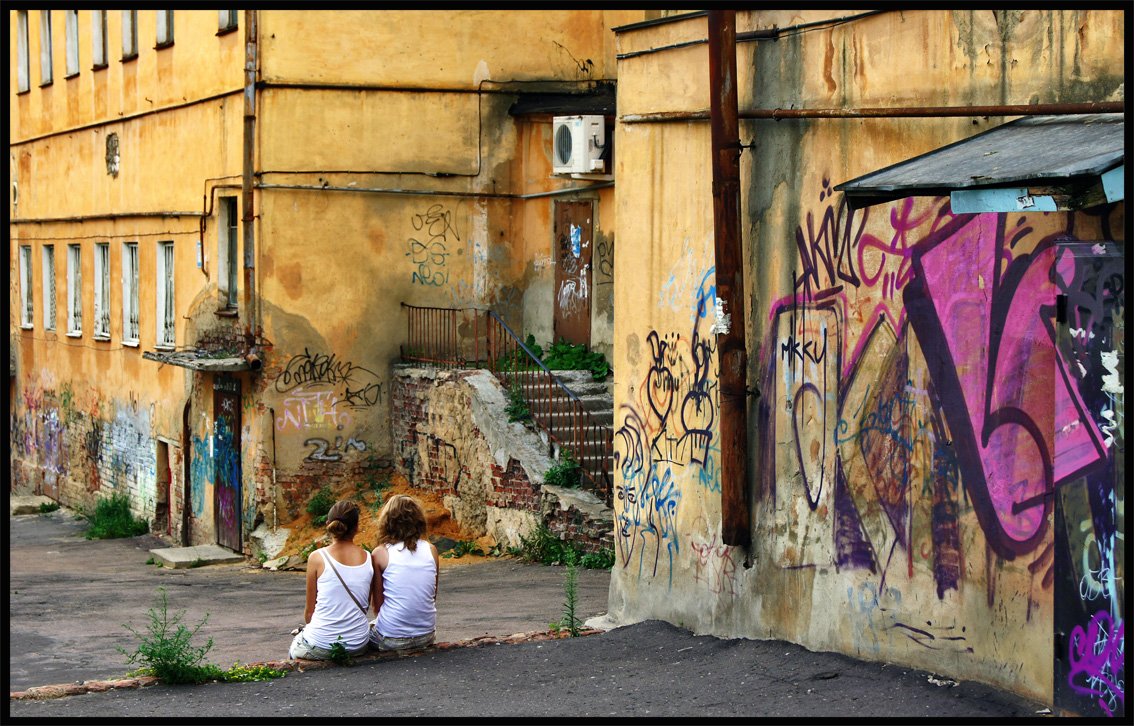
608;8;1125;709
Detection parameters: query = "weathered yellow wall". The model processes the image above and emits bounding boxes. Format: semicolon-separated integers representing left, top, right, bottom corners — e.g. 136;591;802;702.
608;9;1125;705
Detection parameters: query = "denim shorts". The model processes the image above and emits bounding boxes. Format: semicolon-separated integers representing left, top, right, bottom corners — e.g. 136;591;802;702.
369;629;435;652
288;630;369;661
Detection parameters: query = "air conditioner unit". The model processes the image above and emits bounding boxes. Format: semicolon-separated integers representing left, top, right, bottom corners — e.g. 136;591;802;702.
552;115;606;174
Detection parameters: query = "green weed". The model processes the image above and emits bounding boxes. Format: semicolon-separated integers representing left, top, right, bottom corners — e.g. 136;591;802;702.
38;501;61;514
543;450;581;489
579;548;615;570
84;492;150;540
220;662;287;682
117;588;217;684
327;638;351;666
505;383;532;423
300;540;321;562
540;339;611;380
514;523;613;570
441;540;484;559
562;549;582;637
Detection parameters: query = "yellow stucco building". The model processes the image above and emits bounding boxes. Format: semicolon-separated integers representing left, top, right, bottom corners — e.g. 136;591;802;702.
10;9;651;547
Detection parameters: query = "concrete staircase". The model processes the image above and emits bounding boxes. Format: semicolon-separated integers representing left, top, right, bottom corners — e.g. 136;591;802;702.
515;369;614;500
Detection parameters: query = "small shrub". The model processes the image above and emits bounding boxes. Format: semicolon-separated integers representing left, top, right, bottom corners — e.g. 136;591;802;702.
222;662;287;682
516;523;574;566
505;383;532;423
300;540;321;562
85;493;150;540
540;339;611;381
118;588;217;684
39;501;61;514
306;486;335;520
543;450;581;489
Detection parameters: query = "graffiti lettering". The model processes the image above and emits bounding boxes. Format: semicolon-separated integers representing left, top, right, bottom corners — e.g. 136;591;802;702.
1067;610;1125;717
303;436;368;463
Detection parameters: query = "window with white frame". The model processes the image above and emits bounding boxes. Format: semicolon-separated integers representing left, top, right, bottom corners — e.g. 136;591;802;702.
43;245;57;331
94;243;111;338
218;10;238;32
156;241;175;347
67;244;83;335
17;11;30;92
219;196;239;308
65;10;79;77
122;242;139;343
39;10;53;85
92;10;108;69
156;10;174;47
122;10;138;60
20;246;34;327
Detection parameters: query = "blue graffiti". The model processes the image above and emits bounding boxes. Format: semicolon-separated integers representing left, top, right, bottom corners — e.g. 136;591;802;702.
190;434;211;517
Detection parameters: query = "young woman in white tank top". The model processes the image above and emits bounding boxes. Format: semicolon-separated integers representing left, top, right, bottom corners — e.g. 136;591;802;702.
370;494;439;651
288;500;375;660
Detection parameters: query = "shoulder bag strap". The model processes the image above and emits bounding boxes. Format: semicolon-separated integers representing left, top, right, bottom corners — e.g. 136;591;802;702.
320;548;371;616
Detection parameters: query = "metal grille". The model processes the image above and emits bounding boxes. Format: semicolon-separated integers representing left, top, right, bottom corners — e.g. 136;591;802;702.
124;243;139;342
68;244;82;333
94;243;110;336
160;242;175;345
43;246;56;330
20;247;33;326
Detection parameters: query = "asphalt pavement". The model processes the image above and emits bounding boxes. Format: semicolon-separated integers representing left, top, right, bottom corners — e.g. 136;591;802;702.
8;505;1050;720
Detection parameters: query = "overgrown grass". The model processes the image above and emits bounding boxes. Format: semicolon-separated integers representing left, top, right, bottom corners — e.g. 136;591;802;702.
84;493;150;540
39;501;61;514
441;540;484;559
540;339;611;380
543;450;581;489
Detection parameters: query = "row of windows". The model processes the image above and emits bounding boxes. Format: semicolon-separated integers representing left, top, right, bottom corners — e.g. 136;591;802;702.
15;10;239;93
18;240;175;348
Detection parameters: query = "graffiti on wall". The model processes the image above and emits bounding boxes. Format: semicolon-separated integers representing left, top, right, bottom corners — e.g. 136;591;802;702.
407;203;458;287
614;265;720;585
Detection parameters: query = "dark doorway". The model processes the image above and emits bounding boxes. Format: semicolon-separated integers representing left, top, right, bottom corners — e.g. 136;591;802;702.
213;375;242;551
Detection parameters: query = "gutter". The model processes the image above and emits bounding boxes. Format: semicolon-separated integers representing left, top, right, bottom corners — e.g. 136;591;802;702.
242;9;259;346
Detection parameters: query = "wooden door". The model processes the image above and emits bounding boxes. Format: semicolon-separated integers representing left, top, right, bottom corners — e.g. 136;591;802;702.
213;375;242;551
553;200;593;347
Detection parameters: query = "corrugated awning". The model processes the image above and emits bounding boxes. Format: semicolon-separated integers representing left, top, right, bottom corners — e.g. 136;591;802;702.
835;113;1124;211
508;83;615;116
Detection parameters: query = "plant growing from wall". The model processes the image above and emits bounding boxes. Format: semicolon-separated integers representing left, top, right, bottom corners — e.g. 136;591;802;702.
505;383;532;423
540;339;611;381
85;492;150;540
306;486;336;525
543;450;581;489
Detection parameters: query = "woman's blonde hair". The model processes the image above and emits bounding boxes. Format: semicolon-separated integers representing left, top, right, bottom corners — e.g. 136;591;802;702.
376;494;427;551
325;500;360;540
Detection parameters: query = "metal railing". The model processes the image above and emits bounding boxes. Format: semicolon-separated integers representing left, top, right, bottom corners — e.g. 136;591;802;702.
400;303;613;506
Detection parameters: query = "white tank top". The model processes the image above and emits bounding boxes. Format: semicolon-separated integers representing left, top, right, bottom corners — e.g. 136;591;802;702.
375;539;437;638
304;547;373;651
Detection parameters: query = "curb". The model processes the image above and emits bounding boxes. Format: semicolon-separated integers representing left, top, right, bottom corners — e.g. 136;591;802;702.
9;628;600;701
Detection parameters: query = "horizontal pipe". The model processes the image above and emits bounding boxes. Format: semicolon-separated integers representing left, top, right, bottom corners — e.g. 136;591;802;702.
621;101;1124;123
258;79;615;94
11;211;204;224
255;181;613;200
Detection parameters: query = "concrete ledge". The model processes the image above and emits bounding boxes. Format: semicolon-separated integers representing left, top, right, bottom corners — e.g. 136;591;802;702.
149;544;246;569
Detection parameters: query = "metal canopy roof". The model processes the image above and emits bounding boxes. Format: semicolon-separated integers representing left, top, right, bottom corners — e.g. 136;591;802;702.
835;113;1124;209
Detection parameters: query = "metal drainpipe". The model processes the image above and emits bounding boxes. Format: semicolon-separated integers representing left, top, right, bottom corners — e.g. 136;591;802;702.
622;101;1124;124
241;9;258;345
708;10;751;548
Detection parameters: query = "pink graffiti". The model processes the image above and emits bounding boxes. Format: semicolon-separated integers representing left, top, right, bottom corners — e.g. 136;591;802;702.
1068;610;1125;717
910;214;1105;553
691;532;739;596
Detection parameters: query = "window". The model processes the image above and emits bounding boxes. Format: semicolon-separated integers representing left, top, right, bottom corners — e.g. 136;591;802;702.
218;10;238;33
65;10;79;77
20;246;34;328
122;242;139;344
43;245;56;331
156;241;175;347
156;10;174;47
94;243;111;338
92;10;108;69
219;196;239;308
39;11;53;85
67;244;83;335
17;11;30;92
121;10;138;60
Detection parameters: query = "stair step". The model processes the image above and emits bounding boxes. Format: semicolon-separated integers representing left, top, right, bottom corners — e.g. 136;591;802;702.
533;409;613;426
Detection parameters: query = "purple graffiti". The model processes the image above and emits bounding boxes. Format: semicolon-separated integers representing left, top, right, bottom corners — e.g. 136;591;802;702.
1068;610;1125;717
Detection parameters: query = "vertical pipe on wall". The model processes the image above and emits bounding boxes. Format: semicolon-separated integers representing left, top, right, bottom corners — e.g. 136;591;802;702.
241;10;258;342
708;10;751;547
